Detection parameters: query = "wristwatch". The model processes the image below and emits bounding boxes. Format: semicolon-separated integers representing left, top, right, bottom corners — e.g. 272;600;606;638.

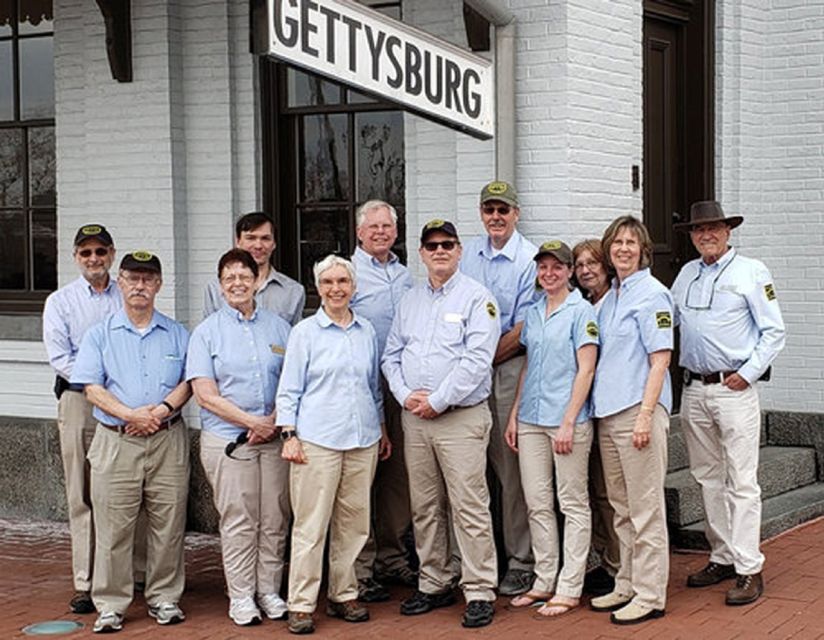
279;429;296;441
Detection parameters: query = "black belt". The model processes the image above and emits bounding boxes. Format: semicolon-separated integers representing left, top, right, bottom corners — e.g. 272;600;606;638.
101;415;182;435
684;366;772;385
442;402;483;415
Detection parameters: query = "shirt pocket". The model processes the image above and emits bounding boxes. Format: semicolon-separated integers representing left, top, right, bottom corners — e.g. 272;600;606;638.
437;314;465;346
161;355;185;388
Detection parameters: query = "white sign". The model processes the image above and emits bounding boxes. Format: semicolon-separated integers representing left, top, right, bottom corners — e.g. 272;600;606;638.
266;0;495;139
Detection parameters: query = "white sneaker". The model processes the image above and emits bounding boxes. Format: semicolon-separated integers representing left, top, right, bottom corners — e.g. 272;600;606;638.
229;596;262;626
148;602;186;625
93;611;124;633
258;593;288;620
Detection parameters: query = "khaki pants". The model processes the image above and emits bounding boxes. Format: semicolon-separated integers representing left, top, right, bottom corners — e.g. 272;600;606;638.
589;420;620;573
287;441;378;613
57;391;146;591
88;423;190;614
355;390;411;580
200;430;290;599
403;404;498;602
488;356;534;572
681;382;764;575
518;421;593;597
599;404;669;609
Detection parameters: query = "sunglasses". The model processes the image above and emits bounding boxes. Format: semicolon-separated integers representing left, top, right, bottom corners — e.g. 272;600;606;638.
225;432;251;460
78;247;110;258
422;240;458;252
482;205;512;215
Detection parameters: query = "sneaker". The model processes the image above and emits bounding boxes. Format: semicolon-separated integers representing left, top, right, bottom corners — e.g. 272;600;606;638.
148;602;185;625
93;611;123;633
376;564;418;587
462;600;494;628
358;576;390;603
70;590;95;614
725;572;764;606
287;611;315;634
326;599;369;622
400;589;456;616
258;593;288;620
229;596;262;626
498;568;535;596
687;562;736;588
590;591;633;612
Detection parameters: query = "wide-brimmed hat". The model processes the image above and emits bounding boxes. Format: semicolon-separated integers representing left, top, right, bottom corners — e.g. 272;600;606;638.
674;200;743;231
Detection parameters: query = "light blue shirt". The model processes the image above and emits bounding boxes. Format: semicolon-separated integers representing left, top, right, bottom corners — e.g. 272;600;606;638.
350;246;413;355
382;270;501;413
460;230;539;334
71;309;189;426
518;289;599;427
592;268;674;417
203;268;305;326
42;276;122;380
187;305;291;441
672;248;785;383
276;307;383;450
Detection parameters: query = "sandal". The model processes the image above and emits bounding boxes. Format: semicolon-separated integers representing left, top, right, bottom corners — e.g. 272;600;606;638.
537;597;580;617
509;591;552;608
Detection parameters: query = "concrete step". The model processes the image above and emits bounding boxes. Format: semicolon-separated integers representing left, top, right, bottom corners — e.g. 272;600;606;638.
665;446;817;527
672;482;824;550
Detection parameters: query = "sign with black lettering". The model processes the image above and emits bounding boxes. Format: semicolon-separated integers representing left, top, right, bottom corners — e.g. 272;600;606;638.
265;0;495;139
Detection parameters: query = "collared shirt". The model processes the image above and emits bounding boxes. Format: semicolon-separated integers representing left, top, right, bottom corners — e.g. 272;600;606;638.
672;248;785;383
186;305;291;441
42;276;122;380
518;288;599;427
592;268;674;417
350;246;413;355
71;309;189;426
276;307;383;450
203;267;305;326
460;230;539;334
382;270;501;413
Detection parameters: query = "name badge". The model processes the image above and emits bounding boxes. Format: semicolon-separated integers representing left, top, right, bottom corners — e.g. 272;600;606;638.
444;313;463;323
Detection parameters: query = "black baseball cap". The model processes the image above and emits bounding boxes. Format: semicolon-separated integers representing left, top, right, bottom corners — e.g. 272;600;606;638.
120;251;162;274
420;219;460;244
73;224;113;247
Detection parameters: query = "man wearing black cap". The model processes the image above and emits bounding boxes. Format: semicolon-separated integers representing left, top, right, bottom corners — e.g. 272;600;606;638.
383;219;501;628
671;201;785;606
42;224;129;614
72;251;192;633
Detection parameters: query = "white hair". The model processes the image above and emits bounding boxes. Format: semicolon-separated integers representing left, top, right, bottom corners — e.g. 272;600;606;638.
355;200;398;228
313;254;357;290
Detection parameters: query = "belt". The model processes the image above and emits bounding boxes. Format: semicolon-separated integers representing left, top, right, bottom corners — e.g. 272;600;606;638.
101;415;182;434
442;402;483;415
685;370;736;385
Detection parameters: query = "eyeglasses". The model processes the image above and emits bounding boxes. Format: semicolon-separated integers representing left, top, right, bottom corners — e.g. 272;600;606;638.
225;432;252;461
78;247;110;258
482;205;512;215
120;273;160;286
422;240;458;252
574;259;601;271
220;274;255;285
683;253;736;310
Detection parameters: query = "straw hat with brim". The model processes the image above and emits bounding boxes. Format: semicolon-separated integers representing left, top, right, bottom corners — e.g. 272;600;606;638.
674;200;743;231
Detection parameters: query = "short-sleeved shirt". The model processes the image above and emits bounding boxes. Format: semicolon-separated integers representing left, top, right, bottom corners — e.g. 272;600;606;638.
186;305;291;441
275;307;383;450
592;268;674;417
350;246;413;355
460;231;539;334
71;309;190;426
382;270;501;413
518;288;599;427
671;248;785;384
203;268;305;326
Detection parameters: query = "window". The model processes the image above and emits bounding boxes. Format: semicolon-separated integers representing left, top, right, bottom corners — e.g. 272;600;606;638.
0;0;55;313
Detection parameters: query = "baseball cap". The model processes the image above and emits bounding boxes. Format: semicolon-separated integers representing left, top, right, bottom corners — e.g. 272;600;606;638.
120;251;162;274
480;181;519;207
73;224;113;247
420;219;460;243
534;240;573;266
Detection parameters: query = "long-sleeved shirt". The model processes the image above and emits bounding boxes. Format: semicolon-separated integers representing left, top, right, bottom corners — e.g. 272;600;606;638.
203;267;305;326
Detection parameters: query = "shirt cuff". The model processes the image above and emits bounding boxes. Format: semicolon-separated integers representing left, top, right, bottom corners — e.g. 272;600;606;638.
427;392;448;414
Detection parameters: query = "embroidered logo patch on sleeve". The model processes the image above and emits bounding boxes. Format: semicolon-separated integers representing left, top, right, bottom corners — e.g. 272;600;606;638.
486;302;497;318
586;321;599;338
656;311;672;329
270;344;285;355
764;283;776;301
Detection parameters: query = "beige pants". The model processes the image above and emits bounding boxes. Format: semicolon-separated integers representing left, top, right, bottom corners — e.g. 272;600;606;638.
681;382;764;575
589;420;620;573
599;404;669;609
200;430;290;599
488;356;534;571
403;404;498;602
287;441;378;613
518;421;593;597
88;423;190;614
355;390;411;580
57;391;146;591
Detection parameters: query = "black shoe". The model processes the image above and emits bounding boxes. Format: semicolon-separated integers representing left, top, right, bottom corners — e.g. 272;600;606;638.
70;591;95;614
358;577;390;603
462;600;494;628
583;566;616;597
400;589;456;616
687;562;736;588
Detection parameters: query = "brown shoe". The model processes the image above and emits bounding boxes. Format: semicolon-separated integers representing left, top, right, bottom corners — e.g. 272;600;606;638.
326;599;369;622
287;611;315;634
725;573;764;606
687;562;736;588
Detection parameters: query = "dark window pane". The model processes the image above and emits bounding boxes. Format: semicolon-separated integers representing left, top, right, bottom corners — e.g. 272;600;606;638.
18;0;54;35
356;111;405;204
0;209;25;289
287;68;342;108
19;35;54;119
0;41;13;120
0;127;24;206
32;208;55;289
300;114;349;202
347;88;378;105
28;126;54;205
0;0;12;37
298;208;350;290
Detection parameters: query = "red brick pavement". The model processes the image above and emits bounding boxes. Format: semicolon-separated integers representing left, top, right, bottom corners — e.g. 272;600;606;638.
2;516;824;639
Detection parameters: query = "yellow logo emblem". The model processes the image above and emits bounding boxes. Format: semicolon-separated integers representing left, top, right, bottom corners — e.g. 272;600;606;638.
656;311;672;329
487;182;508;195
81;225;102;236
486;302;497;318
425;219;445;230
764;283;776;301
540;240;562;252
586;321;599;338
271;344;285;355
132;250;153;262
